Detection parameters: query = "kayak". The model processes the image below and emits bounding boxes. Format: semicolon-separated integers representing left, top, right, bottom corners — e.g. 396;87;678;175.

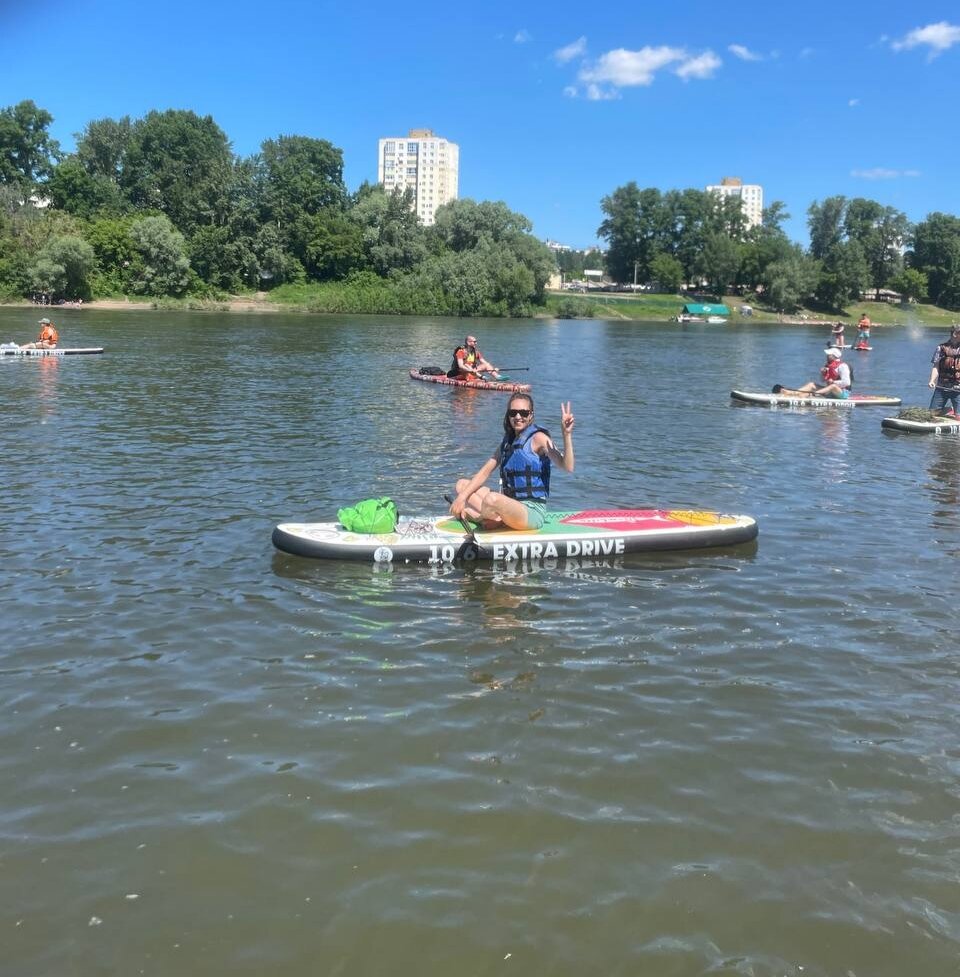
731;389;901;408
273;508;759;563
0;346;104;357
881;415;960;434
409;368;531;393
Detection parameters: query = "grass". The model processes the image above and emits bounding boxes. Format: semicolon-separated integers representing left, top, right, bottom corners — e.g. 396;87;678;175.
541;289;958;327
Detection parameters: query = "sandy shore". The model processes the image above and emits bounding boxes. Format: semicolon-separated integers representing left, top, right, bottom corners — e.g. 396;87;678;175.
2;293;288;314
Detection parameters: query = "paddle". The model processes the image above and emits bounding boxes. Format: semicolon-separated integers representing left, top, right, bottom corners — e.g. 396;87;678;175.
443;494;480;561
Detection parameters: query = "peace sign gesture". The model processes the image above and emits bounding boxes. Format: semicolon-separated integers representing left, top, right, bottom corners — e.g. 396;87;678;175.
560;401;575;435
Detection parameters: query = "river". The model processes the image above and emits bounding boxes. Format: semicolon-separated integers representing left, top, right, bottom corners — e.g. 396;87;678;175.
1;308;958;976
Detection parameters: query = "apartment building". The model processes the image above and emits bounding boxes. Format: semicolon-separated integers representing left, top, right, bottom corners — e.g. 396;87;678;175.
377;128;459;226
705;176;763;230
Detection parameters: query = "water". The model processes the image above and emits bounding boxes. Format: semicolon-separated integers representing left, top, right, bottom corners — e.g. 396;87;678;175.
2;309;958;976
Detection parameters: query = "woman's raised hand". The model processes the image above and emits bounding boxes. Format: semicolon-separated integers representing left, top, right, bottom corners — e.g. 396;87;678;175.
560;401;574;434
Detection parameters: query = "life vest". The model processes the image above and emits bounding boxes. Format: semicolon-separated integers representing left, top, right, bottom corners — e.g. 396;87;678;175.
936;342;960;388
448;345;479;377
823;359;853;387
40;323;58;345
499;424;550;501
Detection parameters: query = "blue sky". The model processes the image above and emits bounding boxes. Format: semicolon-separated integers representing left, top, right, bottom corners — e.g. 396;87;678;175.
3;0;959;249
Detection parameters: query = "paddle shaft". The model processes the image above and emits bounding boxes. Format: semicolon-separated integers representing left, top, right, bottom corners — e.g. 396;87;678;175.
443;493;479;560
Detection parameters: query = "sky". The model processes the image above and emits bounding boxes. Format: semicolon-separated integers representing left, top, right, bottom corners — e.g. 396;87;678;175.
3;0;959;250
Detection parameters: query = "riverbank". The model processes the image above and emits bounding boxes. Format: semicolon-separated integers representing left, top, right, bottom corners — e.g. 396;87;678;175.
3;290;957;326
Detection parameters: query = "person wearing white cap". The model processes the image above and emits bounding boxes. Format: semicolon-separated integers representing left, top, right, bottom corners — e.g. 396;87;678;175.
928;324;960;417
18;317;60;350
772;347;852;399
447;334;500;381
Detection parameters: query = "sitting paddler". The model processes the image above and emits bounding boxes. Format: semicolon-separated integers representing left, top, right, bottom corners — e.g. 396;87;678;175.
447;334;500;380
773;347;852;399
928;324;960;417
449;394;575;531
17;317;59;350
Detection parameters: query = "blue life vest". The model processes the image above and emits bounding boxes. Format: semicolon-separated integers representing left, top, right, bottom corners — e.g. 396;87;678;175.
499;424;550;500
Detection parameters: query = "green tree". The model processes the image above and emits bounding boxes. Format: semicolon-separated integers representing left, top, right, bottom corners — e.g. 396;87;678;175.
350;183;427;276
75;116;133;183
122;110;233;234
696;233;741;297
814;240;869;310
844;198;909;297
910;212;960;307
888;267;928;303
762;246;819;310
32;234;97;299
807;196;847;259
46;157;125;219
650;253;684;292
128;215;191;295
0;100;61;189
259;135;347;230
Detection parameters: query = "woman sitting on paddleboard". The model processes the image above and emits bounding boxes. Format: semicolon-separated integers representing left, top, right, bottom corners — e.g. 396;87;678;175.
18;317;59;350
449;394;575;531
773;347;852;399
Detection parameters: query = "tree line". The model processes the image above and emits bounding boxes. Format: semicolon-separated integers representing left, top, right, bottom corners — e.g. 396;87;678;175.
597;182;960;311
0;100;555;316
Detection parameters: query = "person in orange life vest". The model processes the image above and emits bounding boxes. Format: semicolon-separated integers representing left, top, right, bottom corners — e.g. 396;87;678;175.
19;317;59;349
928;325;960;417
856;313;871;347
447;334;499;380
773;347;852;399
830;321;845;347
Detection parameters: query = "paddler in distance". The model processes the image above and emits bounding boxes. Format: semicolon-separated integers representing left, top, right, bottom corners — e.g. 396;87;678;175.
773;347;852;399
17;317;60;350
449;395;574;531
447;334;500;381
855;312;871;349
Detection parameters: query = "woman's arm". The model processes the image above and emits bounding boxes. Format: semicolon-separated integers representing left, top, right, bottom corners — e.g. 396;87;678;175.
540;402;575;472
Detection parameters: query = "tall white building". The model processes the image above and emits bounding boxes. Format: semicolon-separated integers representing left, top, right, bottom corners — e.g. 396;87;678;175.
705;176;763;230
378;128;459;226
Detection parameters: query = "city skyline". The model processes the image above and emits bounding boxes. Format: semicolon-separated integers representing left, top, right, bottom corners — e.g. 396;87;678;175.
3;0;959;250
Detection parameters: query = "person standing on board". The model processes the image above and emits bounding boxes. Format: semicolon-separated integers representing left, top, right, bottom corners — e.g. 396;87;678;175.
855;312;871;349
449;395;575;531
830;321;845;348
448;334;500;380
928;325;960;417
18;317;59;349
773;347;852;399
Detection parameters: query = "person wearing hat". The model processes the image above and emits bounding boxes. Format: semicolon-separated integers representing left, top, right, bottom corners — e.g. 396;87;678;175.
772;347;852;399
19;317;60;350
928;325;960;417
447;334;500;381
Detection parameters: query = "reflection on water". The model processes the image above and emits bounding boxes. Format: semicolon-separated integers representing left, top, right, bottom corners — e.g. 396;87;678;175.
925;440;960;555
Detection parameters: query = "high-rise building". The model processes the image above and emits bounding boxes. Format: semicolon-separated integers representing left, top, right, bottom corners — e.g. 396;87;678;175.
705;176;763;230
378;128;459;226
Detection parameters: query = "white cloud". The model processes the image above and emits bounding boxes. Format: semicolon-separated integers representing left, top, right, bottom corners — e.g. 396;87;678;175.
892;21;960;57
578;45;720;89
848;98;860;106
674;51;722;80
585;83;621;101
729;43;762;61
554;36;587;64
514;29;531;44
563;85;578;98
851;168;921;179
579;46;686;86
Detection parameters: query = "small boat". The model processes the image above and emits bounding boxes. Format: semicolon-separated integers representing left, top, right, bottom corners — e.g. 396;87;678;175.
674;314;704;323
731;390;901;408
0;346;104;357
409;368;531;393
706;316;728;324
273;507;759;563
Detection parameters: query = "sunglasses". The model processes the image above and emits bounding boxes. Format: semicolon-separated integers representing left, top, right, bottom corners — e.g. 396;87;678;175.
508;408;531;418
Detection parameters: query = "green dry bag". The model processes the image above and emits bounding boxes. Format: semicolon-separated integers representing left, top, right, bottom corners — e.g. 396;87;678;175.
337;497;399;534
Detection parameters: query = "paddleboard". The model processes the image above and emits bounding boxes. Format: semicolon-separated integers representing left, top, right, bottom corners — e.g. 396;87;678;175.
853;345;872;351
731;390;901;408
409;368;530;393
273;508;759;563
0;346;104;357
881;415;960;434
824;343;853;349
